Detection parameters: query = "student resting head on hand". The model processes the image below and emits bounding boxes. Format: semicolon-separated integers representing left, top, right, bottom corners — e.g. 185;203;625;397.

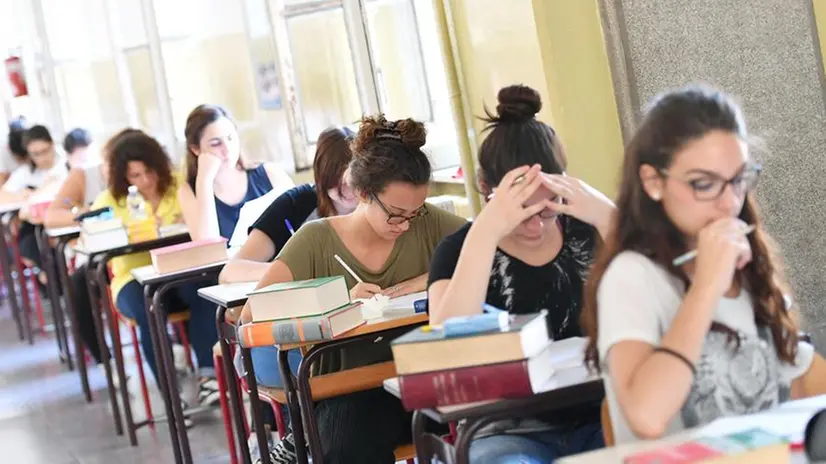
427;84;614;463
580;84;826;444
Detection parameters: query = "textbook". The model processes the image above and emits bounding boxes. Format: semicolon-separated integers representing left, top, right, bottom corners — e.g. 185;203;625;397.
390;312;549;375
247;276;350;322
623;428;790;463
150;237;228;274
79;217;128;252
238;302;365;345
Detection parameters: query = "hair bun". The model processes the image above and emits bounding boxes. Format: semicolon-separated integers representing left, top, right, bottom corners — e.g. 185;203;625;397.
352;115;427;153
496;85;542;122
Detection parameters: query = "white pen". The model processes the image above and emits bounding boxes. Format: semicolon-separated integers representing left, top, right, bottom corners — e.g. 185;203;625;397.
334;254;363;283
672;224;756;266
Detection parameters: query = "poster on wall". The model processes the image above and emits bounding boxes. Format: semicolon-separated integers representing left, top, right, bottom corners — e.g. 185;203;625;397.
4;56;28;97
256;61;282;110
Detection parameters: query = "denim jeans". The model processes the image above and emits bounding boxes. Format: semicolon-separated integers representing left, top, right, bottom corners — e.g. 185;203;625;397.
468;422;604;464
116;279;218;382
249;346;303;387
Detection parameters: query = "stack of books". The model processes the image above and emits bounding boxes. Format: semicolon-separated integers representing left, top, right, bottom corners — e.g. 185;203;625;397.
150;237;228;274
390;311;584;410
79;217;128;252
624;428;790;463
239;276;366;346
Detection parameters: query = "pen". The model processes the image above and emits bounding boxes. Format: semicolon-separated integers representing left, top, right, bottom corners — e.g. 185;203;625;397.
284;219;296;236
334;254;363;283
672;224;756;266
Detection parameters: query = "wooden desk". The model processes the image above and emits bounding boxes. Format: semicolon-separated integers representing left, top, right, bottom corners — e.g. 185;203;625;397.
383;365;604;464
74;232;190;447
131;261;227;464
559;395;826;463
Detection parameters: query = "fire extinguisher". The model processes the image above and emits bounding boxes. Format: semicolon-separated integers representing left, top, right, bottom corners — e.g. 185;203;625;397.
4;56;29;98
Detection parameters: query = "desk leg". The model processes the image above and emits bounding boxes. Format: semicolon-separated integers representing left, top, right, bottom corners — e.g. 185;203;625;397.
242;347;272;464
295;349;324;464
97;260;137;446
454;417;496;464
0;221;23;341
38;228;69;367
85;262;123;435
56;239;90;401
217;306;252;464
10;226;34;345
146;286;184;464
278;348;308;464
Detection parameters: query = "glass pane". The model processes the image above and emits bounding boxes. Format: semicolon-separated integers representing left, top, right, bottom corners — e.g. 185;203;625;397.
124;47;162;134
287;7;361;142
364;0;431;121
55;60;127;138
43;0;111;62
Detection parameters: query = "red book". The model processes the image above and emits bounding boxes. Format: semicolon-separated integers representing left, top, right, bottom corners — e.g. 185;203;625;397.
398;341;556;410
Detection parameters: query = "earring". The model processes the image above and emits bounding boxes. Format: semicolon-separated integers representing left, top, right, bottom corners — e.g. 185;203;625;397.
651;192;662;201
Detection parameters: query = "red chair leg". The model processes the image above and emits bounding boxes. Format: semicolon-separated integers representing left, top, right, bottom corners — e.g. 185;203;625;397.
131;324;154;428
215;354;239;464
273;401;287;440
29;271;46;335
175;322;194;372
239;378;250;438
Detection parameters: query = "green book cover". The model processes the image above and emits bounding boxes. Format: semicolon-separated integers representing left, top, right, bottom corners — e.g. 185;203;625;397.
249;276;344;296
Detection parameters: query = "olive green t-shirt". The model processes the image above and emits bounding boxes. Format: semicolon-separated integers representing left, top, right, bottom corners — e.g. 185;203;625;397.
276;204;467;373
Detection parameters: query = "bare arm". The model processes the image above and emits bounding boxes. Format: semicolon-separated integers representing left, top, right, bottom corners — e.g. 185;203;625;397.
428;224;499;325
177;181;220;242
219;229;277;284
239;260;294;323
0;172;9;188
607;285;719;439
791;352;826;399
44;168;86;228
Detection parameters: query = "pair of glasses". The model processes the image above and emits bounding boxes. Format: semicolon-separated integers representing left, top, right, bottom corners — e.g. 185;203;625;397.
370;193;428;225
660;163;762;201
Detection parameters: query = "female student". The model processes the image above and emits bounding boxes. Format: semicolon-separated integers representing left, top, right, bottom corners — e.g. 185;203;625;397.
177;104;294;242
220;126;357;284
88;129;221;405
221;126;356;463
241;115;467;464
581;85;826;444
1;118;29;187
427;85;612;463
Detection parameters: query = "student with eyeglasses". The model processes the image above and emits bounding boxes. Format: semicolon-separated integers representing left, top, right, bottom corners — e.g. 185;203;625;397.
240;114;466;464
427;85;614;463
580;85;826;444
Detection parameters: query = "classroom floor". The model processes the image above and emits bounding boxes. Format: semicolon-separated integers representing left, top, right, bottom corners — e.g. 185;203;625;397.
0;299;232;463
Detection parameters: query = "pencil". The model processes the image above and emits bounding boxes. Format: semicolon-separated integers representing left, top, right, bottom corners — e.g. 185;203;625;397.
334;254;363;283
672;225;756;266
284;219;296;236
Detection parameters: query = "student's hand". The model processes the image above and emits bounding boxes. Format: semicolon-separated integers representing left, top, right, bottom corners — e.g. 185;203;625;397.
476;164;556;240
197;152;224;182
350;282;382;300
692;218;752;297
541;174;615;232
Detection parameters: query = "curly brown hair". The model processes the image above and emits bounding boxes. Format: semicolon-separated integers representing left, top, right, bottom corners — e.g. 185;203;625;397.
581;85;798;370
105;129;175;201
348;114;430;196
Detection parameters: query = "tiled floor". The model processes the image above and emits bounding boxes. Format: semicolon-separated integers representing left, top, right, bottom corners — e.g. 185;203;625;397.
0;301;232;463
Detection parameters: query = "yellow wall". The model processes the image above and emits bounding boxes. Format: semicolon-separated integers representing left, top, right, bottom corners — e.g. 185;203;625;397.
531;0;624;196
812;0;826;76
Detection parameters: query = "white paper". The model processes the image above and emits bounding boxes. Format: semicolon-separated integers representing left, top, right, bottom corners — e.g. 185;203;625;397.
228;188;282;248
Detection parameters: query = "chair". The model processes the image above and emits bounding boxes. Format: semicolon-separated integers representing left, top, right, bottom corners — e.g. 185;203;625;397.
601;399;614;447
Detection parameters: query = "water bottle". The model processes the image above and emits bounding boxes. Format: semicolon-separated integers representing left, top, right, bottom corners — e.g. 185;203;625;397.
126;185;147;222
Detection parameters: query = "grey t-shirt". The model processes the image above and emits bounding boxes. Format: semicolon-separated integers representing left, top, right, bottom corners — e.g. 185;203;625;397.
597;251;814;445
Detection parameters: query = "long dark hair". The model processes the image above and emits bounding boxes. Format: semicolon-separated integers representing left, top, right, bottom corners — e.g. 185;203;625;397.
313;126;354;217
581;85;798;369
106;129;175;200
184;104;242;188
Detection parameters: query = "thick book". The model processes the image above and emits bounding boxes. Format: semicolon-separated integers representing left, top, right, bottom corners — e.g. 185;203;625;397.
238;302;365;346
390;312;549;375
624;428;790;463
247;276;350;322
150;237;228;274
80;218;128;252
398;340;555;410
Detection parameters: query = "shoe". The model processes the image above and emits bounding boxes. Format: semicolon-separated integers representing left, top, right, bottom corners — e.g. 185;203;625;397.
267;432;297;464
197;376;221;407
248;426;274;464
180;397;194;428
